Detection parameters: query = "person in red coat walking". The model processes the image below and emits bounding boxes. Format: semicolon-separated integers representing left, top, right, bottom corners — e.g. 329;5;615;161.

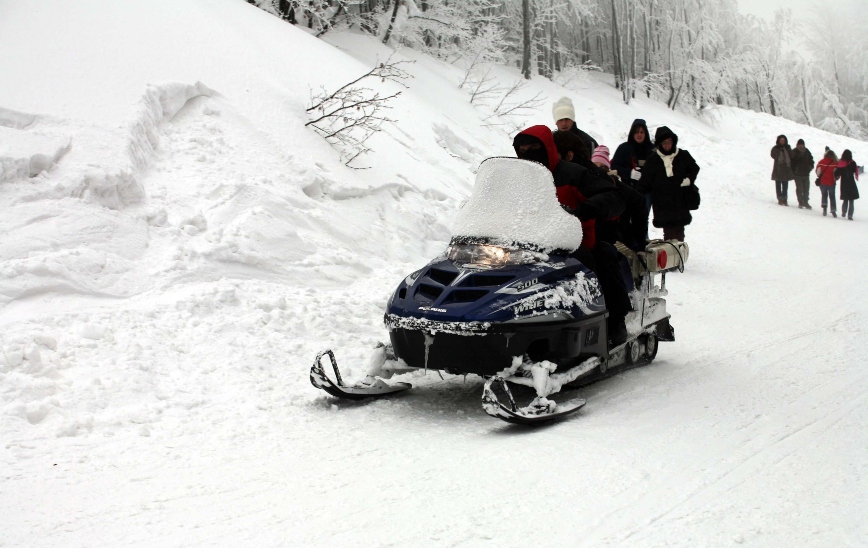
816;149;839;217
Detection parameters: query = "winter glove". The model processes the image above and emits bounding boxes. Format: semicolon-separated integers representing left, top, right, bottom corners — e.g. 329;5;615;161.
681;178;691;187
630;169;642;181
575;202;598;221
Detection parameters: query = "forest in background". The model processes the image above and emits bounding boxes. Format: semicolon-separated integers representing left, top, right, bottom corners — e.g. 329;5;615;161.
249;0;868;141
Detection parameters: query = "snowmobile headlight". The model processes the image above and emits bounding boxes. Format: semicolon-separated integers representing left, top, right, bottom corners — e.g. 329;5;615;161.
447;244;529;268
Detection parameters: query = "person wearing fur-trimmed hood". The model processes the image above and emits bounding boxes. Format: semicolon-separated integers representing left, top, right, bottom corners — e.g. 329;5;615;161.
636;126;700;242
771;135;794;206
611;119;654;187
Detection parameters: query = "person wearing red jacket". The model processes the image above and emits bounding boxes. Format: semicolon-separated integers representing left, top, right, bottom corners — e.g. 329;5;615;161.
816;149;839;217
513;125;630;345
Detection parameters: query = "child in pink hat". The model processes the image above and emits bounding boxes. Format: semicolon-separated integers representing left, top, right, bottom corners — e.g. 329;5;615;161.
591;145;611;170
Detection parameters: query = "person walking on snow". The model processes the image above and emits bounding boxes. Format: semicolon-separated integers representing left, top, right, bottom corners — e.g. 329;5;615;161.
791;139;815;209
636;126;700;242
770;135;794;206
834;149;859;221
816;149;839;217
611;119;654;188
552;97;598;158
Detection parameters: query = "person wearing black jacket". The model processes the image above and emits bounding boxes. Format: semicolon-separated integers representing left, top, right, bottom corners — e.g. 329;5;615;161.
636;126;700;242
553;131;649;251
514;125;630;345
835;149;860;220
611;119;655;188
771;135;794;206
791;139;815;209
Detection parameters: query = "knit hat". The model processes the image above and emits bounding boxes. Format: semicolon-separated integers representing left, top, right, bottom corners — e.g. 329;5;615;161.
552;97;576;122
591;145;611;168
797;138;805;146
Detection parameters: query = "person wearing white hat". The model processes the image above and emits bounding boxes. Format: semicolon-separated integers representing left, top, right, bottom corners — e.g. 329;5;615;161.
552;96;599;158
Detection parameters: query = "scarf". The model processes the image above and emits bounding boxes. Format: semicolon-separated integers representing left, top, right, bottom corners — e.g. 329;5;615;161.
838;159;859;181
777;146;791;168
656;147;680;177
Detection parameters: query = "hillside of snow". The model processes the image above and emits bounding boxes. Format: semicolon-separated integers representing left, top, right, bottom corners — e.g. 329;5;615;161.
1;1;866;546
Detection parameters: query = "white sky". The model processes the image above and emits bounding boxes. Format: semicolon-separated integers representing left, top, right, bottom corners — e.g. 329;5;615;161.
736;0;858;21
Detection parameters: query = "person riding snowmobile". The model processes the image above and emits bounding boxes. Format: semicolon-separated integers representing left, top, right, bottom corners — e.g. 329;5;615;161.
553;131;649;251
513;125;632;345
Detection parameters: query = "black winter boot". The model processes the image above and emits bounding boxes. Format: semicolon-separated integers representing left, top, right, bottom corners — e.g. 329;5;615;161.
608;317;629;348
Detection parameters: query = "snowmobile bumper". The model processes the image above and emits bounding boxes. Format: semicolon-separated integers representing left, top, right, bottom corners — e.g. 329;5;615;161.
386;312;608;377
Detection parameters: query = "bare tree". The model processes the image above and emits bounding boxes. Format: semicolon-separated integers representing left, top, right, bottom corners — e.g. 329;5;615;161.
305;58;414;167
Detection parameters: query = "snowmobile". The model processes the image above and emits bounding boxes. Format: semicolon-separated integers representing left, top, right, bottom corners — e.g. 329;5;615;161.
310;157;688;424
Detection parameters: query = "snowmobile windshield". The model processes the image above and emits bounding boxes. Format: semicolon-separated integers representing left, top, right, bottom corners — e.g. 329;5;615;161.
446;243;531;268
452;157;583;253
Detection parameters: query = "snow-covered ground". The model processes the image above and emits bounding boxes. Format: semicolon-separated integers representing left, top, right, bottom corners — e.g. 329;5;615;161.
1;1;867;546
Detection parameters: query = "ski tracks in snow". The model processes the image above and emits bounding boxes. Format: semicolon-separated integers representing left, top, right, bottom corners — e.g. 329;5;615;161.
578;313;868;547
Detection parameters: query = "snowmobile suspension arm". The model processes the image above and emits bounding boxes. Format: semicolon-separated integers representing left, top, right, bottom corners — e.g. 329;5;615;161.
486;376;518;412
315;350;345;387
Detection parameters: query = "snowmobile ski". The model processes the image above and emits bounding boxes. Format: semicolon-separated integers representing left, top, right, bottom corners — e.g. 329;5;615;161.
310;350;411;401
482;376;586;425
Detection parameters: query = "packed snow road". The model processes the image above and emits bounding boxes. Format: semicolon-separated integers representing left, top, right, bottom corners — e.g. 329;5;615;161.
2;0;867;546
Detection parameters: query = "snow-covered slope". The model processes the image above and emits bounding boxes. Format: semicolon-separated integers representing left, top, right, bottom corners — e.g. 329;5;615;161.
1;1;866;546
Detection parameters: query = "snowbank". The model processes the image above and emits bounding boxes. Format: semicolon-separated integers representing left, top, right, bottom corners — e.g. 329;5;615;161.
452;157;582;251
0;109;71;182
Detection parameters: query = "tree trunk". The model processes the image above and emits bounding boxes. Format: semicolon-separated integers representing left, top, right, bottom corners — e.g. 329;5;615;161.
522;0;532;79
628;0;636;98
552;17;561;73
801;73;814;127
754;81;767;113
277;0;295;24
768;86;777;116
534;3;547;77
643;2;652;97
360;0;376;34
382;0;401;45
666;26;676;108
611;0;623;92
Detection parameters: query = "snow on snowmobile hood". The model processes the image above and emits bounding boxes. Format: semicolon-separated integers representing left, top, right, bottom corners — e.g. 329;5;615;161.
452;157;583;252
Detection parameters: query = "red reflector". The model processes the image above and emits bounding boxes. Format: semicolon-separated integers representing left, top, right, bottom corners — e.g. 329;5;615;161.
657;250;668;269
